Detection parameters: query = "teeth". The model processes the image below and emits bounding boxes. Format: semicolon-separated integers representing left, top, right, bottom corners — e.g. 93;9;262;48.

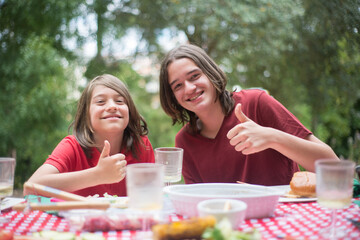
189;92;202;101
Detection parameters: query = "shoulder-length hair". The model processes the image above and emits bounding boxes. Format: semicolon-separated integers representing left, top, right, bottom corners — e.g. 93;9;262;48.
159;44;234;133
71;74;148;159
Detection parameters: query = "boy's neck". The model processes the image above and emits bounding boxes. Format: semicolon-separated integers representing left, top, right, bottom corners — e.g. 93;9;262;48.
95;133;123;155
197;102;224;139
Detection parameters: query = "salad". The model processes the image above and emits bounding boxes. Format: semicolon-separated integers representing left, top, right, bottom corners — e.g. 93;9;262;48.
202;218;261;240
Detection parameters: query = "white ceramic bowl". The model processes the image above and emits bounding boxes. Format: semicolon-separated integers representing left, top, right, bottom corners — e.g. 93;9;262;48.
197;199;247;229
163;183;281;219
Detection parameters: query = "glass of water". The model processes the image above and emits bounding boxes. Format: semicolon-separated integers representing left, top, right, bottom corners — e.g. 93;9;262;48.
126;163;164;211
155;147;183;186
316;159;355;239
126;163;164;237
0;157;16;223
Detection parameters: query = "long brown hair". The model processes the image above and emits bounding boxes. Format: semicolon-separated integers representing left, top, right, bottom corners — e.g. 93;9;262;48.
159;44;234;133
71;74;148;159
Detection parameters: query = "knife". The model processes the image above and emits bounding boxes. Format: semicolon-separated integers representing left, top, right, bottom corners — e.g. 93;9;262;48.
23;182;88;201
12;201;110;211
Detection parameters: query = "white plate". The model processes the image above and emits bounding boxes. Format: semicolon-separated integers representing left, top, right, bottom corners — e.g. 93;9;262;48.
268;185;317;203
164;183;282;219
279;197;317;203
92;197;128;208
1;197;25;211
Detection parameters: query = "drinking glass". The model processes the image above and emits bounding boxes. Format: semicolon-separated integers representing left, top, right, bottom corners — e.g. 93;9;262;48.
155;147;183;186
126;163;164;237
0;157;16;222
316;159;355;239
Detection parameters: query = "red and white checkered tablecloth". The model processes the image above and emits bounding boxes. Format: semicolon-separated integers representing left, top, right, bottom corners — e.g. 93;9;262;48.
1;201;360;239
240;202;360;240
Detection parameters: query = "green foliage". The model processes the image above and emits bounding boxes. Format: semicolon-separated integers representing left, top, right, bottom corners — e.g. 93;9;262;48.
0;0;83;57
145;108;182;149
287;0;360;158
0;0;85;187
0;36;75;187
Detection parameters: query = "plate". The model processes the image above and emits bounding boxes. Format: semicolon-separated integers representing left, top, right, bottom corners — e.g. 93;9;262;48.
1;197;25;211
164;183;282;219
92;197;128;208
268;185;317;203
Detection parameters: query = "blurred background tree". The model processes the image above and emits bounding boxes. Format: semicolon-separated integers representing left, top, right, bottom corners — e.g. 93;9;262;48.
0;0;83;187
1;0;359;189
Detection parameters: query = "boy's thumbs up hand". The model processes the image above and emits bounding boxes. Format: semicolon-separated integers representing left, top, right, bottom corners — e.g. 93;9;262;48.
100;140;111;159
227;104;252;140
227;103;271;154
234;104;250;123
96;140;127;184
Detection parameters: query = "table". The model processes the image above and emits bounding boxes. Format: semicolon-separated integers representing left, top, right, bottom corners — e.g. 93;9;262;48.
1;200;360;240
240;201;360;239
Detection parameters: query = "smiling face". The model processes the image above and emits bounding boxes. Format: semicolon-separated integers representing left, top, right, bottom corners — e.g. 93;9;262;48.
89;85;129;138
167;58;218;115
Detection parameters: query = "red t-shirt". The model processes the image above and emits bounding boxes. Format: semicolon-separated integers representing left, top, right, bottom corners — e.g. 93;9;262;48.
176;89;312;186
45;135;155;196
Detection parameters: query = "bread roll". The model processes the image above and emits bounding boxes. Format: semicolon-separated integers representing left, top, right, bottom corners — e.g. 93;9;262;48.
289;171;316;197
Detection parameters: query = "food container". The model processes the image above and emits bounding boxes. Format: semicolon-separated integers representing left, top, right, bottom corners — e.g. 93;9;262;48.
197;199;247;229
60;208;166;232
163;183;281;219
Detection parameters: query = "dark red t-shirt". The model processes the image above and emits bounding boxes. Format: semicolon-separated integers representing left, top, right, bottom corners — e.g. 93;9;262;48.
176;89;311;186
45;135;155;196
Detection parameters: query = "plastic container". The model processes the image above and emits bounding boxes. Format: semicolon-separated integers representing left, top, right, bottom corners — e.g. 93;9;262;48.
197;199;247;229
164;183;281;219
60;208;166;232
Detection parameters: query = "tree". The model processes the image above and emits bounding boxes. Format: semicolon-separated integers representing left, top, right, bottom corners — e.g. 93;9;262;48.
288;0;360;157
0;36;77;186
0;0;83;186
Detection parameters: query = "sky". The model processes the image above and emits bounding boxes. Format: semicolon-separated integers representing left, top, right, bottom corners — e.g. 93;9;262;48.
65;14;187;94
66;11;187;60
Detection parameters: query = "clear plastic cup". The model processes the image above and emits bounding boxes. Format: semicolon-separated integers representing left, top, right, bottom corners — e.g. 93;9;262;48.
126;163;164;211
155;147;183;185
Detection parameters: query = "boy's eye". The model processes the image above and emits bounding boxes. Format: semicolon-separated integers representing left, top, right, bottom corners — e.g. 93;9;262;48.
173;83;182;91
116;97;125;103
191;73;200;80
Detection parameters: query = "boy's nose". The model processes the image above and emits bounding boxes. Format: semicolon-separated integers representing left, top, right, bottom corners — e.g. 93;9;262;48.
184;80;196;93
106;100;117;111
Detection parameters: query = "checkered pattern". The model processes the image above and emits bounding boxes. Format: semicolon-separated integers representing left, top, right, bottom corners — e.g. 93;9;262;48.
1;201;360;239
240;202;360;239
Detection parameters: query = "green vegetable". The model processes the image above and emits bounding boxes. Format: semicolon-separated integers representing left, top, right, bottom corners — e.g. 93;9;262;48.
103;192;118;198
203;227;225;240
202;218;261;240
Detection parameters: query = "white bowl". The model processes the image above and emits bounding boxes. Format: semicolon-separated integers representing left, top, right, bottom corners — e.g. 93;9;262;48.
163;183;281;219
197;199;247;229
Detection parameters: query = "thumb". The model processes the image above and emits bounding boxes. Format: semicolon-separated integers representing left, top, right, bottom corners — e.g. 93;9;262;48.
235;104;250;123
100;140;110;159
